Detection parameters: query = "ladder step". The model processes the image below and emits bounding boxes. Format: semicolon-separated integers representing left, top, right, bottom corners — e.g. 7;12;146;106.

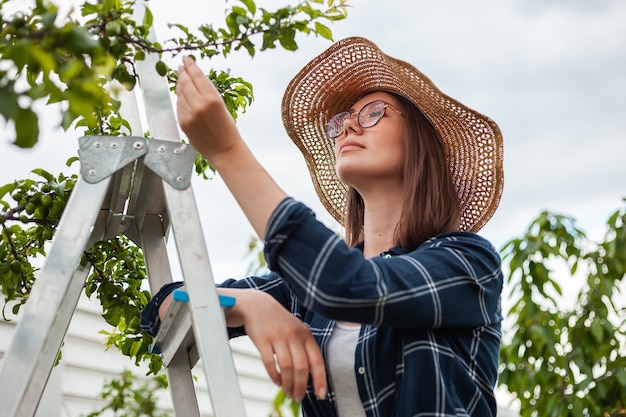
151;290;236;367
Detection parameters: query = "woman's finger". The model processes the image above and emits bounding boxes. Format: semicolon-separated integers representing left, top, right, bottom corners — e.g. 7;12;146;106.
176;61;201;104
305;338;327;400
273;341;295;399
288;339;311;402
182;56;217;96
256;341;282;388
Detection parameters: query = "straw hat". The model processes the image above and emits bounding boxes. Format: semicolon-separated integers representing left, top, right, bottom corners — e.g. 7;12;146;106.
281;36;503;232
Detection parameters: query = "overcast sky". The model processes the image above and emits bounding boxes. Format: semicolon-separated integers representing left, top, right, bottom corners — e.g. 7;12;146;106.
1;0;625;282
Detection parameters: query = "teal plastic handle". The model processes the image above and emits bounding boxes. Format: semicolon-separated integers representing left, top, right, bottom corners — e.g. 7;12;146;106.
172;289;236;307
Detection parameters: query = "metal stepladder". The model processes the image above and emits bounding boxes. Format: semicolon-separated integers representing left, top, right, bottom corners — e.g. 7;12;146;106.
0;11;248;417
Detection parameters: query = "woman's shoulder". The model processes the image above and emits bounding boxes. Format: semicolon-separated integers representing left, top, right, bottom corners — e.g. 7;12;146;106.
408;231;503;275
429;230;493;244
417;231;499;258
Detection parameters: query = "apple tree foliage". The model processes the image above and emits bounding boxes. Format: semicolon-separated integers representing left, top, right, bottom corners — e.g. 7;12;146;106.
499;202;626;416
0;0;348;374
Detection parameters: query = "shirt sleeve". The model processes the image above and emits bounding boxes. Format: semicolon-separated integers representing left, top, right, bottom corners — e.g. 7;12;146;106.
264;198;503;329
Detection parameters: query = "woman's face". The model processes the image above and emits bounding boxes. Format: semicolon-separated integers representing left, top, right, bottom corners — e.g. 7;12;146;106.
333;91;406;192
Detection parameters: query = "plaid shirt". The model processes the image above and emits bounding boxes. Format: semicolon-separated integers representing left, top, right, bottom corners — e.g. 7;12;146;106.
221;198;503;417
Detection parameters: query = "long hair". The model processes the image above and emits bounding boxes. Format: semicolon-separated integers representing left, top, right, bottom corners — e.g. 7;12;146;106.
344;93;461;250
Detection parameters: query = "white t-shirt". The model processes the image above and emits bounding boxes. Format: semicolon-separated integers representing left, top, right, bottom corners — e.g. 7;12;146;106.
326;322;366;417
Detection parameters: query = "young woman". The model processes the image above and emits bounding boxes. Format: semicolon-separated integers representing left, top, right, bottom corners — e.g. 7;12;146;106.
141;37;504;416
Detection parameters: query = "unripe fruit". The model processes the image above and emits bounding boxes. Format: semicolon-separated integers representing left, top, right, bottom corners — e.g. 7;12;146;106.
0;261;11;274
105;21;122;36
10;260;22;274
155;60;167;77
41;194;53;207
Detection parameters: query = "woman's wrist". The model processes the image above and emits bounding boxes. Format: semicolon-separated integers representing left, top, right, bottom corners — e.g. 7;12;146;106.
149;286;257;333
218;287;268;328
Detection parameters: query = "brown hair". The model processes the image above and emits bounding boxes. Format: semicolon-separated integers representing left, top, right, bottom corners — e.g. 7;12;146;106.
344;93;461;250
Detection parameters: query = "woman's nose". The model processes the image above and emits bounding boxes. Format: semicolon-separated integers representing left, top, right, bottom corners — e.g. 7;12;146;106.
342;112;361;136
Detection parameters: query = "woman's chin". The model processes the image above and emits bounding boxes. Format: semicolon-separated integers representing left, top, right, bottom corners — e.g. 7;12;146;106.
335;166;362;187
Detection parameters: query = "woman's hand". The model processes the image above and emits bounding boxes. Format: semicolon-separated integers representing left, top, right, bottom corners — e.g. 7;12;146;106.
175;56;288;239
176;56;243;163
157;287;327;403
231;289;327;403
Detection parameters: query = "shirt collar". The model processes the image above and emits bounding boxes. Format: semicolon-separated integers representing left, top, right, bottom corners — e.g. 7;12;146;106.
355;242;406;257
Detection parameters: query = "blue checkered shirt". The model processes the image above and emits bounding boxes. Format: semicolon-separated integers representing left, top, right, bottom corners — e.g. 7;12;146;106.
221;198;503;417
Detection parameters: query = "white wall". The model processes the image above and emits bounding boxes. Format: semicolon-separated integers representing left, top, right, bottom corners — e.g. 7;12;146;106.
0;294;278;417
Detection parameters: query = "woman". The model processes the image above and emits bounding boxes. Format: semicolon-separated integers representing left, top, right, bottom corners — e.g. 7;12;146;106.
141;37;504;416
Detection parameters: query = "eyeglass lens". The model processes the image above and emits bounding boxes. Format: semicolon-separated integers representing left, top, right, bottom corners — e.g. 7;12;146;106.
326;100;388;139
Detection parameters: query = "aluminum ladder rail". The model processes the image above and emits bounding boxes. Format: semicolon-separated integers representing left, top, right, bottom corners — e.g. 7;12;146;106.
0;6;248;416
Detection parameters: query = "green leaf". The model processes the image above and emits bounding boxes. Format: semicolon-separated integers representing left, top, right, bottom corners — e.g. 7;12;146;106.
63;26;100;53
40;10;58;30
12;302;22;316
61;110;78;131
239;0;256;14
27;45;57;74
279;31;298;51
66;156;80;167
530;324;547;351
58;60;84;84
14;107;40;148
290;399;301;416
31;168;55;182
3;43;29;71
0;183;17;200
81;3;100;15
225;12;241;36
590;317;603;343
129;339;141;357
134;49;146;61
314;21;333;40
273;388;287;410
142;4;153;28
543;389;560;414
616;368;626;387
0;86;19;120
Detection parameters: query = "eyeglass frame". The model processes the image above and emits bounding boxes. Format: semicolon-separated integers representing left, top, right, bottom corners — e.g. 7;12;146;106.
325;99;403;139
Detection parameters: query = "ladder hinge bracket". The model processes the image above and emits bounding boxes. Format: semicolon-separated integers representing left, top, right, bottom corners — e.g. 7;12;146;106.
78;136;148;183
142;139;196;190
78;136;196;190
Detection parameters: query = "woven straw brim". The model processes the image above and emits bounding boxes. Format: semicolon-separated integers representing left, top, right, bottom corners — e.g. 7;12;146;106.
281;37;504;232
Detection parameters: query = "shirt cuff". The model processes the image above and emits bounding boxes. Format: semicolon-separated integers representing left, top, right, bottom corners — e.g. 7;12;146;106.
139;281;184;336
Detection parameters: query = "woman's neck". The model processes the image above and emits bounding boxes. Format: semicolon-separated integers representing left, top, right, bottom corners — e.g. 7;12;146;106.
361;192;403;258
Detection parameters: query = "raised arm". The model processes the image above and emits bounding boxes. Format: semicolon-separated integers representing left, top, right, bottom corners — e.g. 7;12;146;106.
176;56;287;239
173;58;326;402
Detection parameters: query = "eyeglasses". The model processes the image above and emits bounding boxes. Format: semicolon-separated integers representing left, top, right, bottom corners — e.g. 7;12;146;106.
326;100;403;139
